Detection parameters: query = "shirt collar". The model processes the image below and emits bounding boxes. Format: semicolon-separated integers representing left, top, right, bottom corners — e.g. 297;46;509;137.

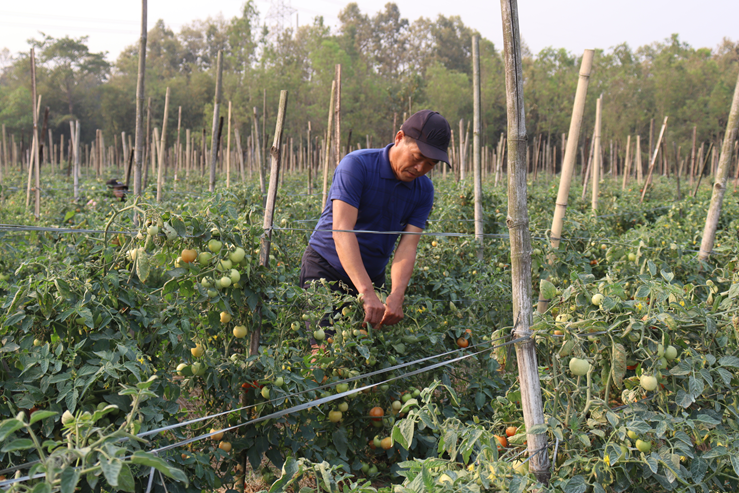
380;143;413;189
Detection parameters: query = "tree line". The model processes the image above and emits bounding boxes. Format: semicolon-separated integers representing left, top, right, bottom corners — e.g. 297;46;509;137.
0;0;737;165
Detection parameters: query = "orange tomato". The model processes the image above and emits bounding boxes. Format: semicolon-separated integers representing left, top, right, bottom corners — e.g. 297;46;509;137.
181;249;197;263
457;337;469;348
506;426;518;437
369;407;384;422
495;435;508;449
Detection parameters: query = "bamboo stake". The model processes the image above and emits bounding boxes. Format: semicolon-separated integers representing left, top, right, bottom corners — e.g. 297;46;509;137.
209;50;223;192
321;80;336;211
234;128;245;184
175;106;181;186
156;87;170;202
133;0;147;199
226;101;232;187
185;129;191;179
499;0;550;482
143;97;152;190
253;107;265;197
548;49;594;255
621;135;632;190
29;50;41;218
692;144;709;197
1;124;6;182
698;70;739;261
334;64;342;168
472;35;483;261
640;117;669;203
74;121;81;200
636;135;643;184
254;89;289;356
592;97;602;212
689;126;697;187
459;119;465;181
581;130;595;200
307;122;312;195
733;141;739;192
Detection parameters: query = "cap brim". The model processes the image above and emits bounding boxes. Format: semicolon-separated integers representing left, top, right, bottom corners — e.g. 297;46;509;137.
415;139;450;165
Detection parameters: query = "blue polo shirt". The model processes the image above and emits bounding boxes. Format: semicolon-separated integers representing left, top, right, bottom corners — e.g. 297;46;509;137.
309;144;434;280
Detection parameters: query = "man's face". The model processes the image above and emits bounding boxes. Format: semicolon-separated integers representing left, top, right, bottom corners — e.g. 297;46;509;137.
390;132;438;182
113;187;124;199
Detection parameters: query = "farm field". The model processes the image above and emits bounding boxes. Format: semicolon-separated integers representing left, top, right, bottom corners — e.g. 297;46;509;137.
1;165;739;493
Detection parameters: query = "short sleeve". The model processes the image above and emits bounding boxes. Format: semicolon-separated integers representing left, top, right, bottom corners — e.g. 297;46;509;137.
328;155;365;208
406;180;434;230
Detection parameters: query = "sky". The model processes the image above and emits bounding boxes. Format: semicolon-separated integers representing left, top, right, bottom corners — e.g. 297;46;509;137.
1;0;737;64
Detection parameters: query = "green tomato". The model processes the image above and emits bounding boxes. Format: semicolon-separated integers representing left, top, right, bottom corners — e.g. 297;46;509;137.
401;393;412;403
338;402;349;412
208;239;223;253
313;329;325;341
665;345;678;361
274;377;284;387
229;269;241;283
229;247;246;263
336;383;349;393
261;386;270;399
569;358;590;376
591;293;604;306
198;251;213;264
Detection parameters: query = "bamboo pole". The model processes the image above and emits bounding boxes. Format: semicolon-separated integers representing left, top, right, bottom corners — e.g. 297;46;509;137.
689;126;697;187
175;106;181;186
592;97;602;212
698;73;739;260
253;89;289;356
692;144;710;197
235;128;245;184
74;121;81;200
307;122;313;195
499;0;550;482
635;135;643;184
472;35;483;261
1;124;6;182
621;135;632;190
185;129;191;179
252;107;265;197
639;117;668;203
581;130;595;200
226;101;232;188
143;98;152;190
133;0;147;200
548;49;593;255
156;87;170;202
698;82;739;261
29;49;41;218
209;50;223;192
321;80;336;211
334;64;342;168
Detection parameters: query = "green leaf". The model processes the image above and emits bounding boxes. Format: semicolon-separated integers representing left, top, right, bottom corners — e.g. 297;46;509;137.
675;389;695;408
611;343;627;389
690;457;707;483
332;428;348;459
0;419;25;441
1;439;35;452
117;464;135;493
400;398;418;413
527;423;547;435
731;455;739;478
130;452;188;485
647;260;657;276
32;482;51;493
29;410;58;426
421;464;434;492
539;279;557;300
644;454;658;473
101;458;123;487
510;474;528;493
136;253;150;283
563;475;587;493
392;416;415;450
60;466;81;493
718;355;739;368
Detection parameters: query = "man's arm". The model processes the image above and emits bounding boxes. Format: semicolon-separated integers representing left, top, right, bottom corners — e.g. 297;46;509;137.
332;199;386;327
380;224;423;326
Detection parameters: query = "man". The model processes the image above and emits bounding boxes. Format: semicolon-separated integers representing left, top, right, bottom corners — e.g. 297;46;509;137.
301;110;451;334
105;179;128;202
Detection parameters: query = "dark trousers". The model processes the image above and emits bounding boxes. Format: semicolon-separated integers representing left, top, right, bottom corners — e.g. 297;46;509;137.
300;245;385;342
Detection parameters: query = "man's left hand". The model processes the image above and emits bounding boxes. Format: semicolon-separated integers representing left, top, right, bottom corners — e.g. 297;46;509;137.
380;292;405;327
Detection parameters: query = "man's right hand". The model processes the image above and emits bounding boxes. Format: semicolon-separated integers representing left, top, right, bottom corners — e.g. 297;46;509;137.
360;291;385;329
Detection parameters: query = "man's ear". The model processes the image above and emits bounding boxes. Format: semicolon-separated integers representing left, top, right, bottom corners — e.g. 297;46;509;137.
394;130;405;146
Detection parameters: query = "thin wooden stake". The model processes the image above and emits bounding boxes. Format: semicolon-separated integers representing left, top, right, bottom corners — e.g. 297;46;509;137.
226;101;232;188
640;117;669;203
592;97;602;212
698;69;739;261
156;87;170;202
321;80;336;211
622;135;632;190
209;51;224;192
253;90;289;356
499;0;550;482
133;0;147;199
472;35;483;260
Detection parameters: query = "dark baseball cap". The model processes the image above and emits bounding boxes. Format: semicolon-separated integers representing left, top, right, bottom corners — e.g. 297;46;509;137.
400;110;451;164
